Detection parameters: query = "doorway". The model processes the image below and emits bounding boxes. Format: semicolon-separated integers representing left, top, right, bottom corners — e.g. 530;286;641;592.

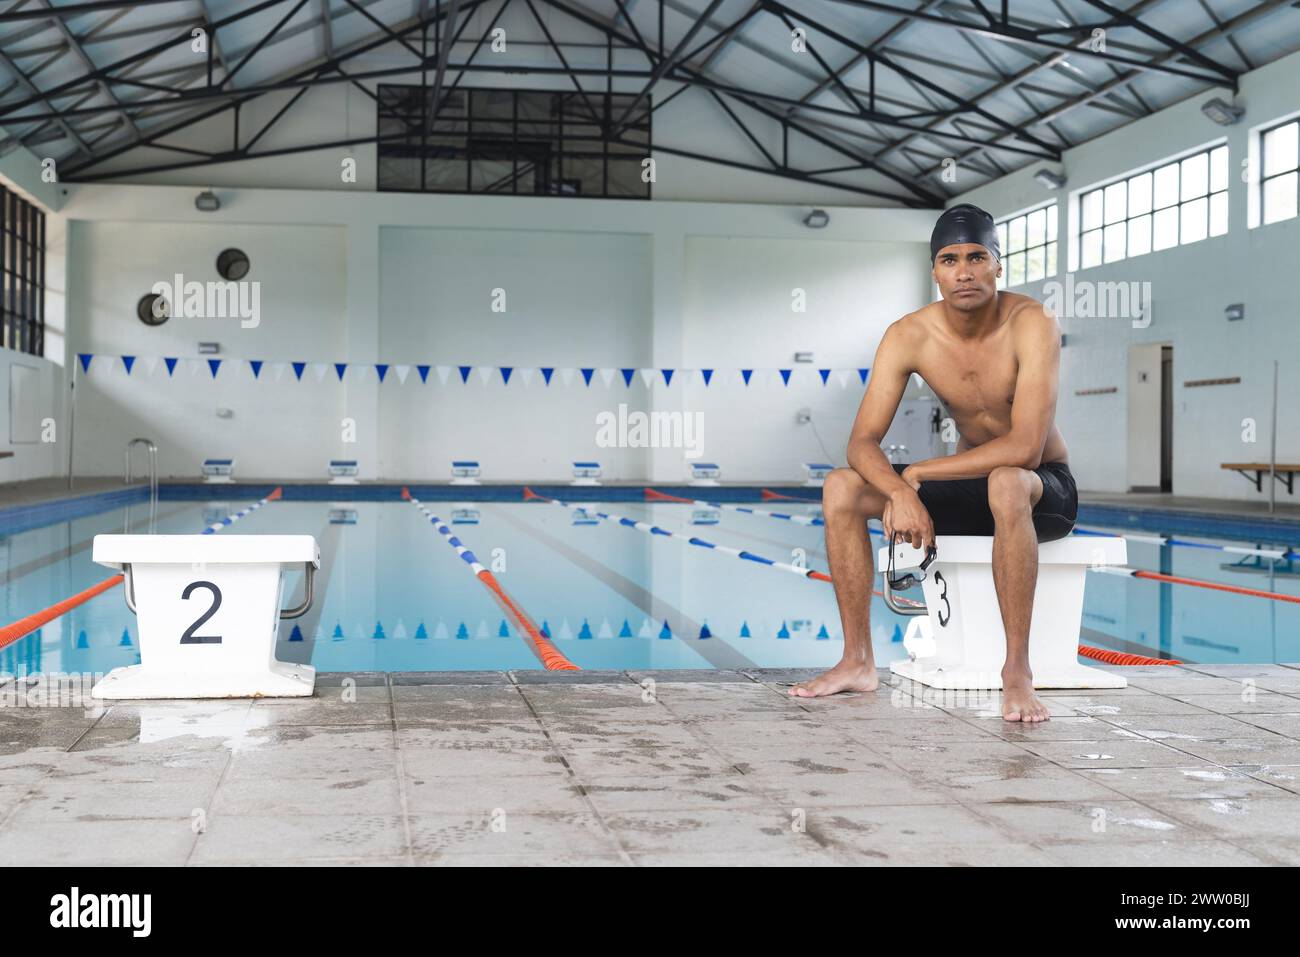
1160;346;1173;493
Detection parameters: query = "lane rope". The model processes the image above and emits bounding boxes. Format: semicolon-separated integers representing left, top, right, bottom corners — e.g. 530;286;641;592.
0;487;285;653
1078;646;1181;666
1093;564;1300;604
645;487;823;525
0;575;124;654
761;489;1299;561
402;488;578;671
525;489;1282;664
1072;525;1295;561
525;487;834;583
202;486;282;533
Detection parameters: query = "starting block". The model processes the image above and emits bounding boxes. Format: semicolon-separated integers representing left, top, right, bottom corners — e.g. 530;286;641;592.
450;460;481;485
201;458;235;484
90;534;320;699
880;535;1128;690
571;461;602;486
804;462;835;487
689;462;721;487
328;459;359;484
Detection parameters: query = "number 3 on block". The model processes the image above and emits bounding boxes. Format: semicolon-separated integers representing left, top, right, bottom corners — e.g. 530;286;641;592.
180;581;223;644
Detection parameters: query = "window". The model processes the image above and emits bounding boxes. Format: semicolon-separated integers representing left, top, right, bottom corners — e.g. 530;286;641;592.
1;184;45;357
376;85;652;198
994;203;1057;289
1261;119;1298;225
1078;145;1228;269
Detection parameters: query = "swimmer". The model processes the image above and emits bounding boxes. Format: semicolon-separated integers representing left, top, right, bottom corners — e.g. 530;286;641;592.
790;203;1075;722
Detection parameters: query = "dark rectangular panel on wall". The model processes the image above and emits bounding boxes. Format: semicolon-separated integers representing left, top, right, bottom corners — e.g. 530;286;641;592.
0;183;46;358
376;84;652;200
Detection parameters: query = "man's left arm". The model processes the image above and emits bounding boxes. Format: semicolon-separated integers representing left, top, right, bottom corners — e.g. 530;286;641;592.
904;306;1060;483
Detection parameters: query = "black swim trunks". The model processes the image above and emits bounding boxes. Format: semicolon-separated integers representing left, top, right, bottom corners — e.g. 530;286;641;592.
890;461;1078;542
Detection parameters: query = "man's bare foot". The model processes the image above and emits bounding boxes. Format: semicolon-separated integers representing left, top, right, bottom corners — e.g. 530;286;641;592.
789;660;878;697
1001;671;1050;722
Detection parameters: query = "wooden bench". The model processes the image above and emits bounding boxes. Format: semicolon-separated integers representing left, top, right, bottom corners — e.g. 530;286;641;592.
1221;463;1298;495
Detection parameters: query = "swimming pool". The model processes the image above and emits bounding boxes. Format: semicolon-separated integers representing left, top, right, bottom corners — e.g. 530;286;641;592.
2;491;1298;676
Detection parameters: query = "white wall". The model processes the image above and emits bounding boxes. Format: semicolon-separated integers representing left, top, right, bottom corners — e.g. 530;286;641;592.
66;220;347;480
681;235;930;479
1;145;68;484
59;184;936;481
378;226;654;481
952;47;1300;499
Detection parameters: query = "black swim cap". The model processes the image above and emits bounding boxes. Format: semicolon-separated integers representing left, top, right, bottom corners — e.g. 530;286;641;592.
930;203;1001;262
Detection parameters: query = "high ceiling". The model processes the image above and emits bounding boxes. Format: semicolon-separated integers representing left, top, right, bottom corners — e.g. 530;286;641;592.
1;0;1298;205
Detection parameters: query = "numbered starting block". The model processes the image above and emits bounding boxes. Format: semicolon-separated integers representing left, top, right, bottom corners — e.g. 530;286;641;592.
450;460;481;485
880;535;1128;690
571;461;602;486
90;534;320;699
201;458;235;484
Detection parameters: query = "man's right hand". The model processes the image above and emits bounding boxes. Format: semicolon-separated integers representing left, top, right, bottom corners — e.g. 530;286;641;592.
883;487;935;555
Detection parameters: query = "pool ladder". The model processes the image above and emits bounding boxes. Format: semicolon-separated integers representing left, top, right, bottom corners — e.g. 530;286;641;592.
125;438;158;534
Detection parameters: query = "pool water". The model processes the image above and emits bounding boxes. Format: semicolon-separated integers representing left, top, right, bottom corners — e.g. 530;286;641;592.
2;496;1298;676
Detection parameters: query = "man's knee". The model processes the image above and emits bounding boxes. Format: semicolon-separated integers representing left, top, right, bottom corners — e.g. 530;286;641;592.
987;466;1034;517
823;467;881;519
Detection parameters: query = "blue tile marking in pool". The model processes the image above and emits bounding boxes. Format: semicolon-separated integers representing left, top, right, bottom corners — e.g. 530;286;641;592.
2;496;1298;674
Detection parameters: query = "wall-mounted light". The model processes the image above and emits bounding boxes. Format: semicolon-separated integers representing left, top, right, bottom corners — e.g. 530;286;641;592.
1201;97;1244;126
195;189;220;212
803;208;829;228
1033;168;1066;191
1225;303;1245;321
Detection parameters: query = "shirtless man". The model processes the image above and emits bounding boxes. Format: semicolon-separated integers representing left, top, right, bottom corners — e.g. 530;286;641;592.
790;203;1076;722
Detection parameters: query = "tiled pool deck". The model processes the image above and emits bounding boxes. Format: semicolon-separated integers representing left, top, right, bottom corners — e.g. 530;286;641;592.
2;664;1300;867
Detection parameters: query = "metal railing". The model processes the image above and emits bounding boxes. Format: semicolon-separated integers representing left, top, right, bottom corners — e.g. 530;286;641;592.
125;438;158;534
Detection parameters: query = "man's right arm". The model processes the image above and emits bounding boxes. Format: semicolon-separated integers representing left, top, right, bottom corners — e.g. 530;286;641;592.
845;319;916;498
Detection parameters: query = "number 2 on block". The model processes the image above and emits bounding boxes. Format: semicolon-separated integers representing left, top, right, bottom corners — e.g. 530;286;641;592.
180;581;223;644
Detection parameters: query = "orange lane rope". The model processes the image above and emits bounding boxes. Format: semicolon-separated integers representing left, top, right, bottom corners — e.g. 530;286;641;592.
2;489;285;652
402;488;578;671
1078;646;1181;666
1131;569;1300;604
0;575;123;653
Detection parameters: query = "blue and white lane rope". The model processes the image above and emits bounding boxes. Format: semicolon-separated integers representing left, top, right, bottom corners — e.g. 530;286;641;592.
201;487;282;534
524;488;834;584
1072;526;1295;561
402;489;578;670
644;488;823;525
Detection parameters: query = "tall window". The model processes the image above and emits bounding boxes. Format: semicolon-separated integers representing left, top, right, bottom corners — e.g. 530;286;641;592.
1;184;45;357
376;85;652;198
1261;119;1298;225
995;203;1057;289
1078;145;1228;269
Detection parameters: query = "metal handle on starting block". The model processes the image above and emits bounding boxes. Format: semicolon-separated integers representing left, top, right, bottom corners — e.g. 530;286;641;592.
279;562;315;619
120;561;315;619
882;572;928;616
123;563;138;614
